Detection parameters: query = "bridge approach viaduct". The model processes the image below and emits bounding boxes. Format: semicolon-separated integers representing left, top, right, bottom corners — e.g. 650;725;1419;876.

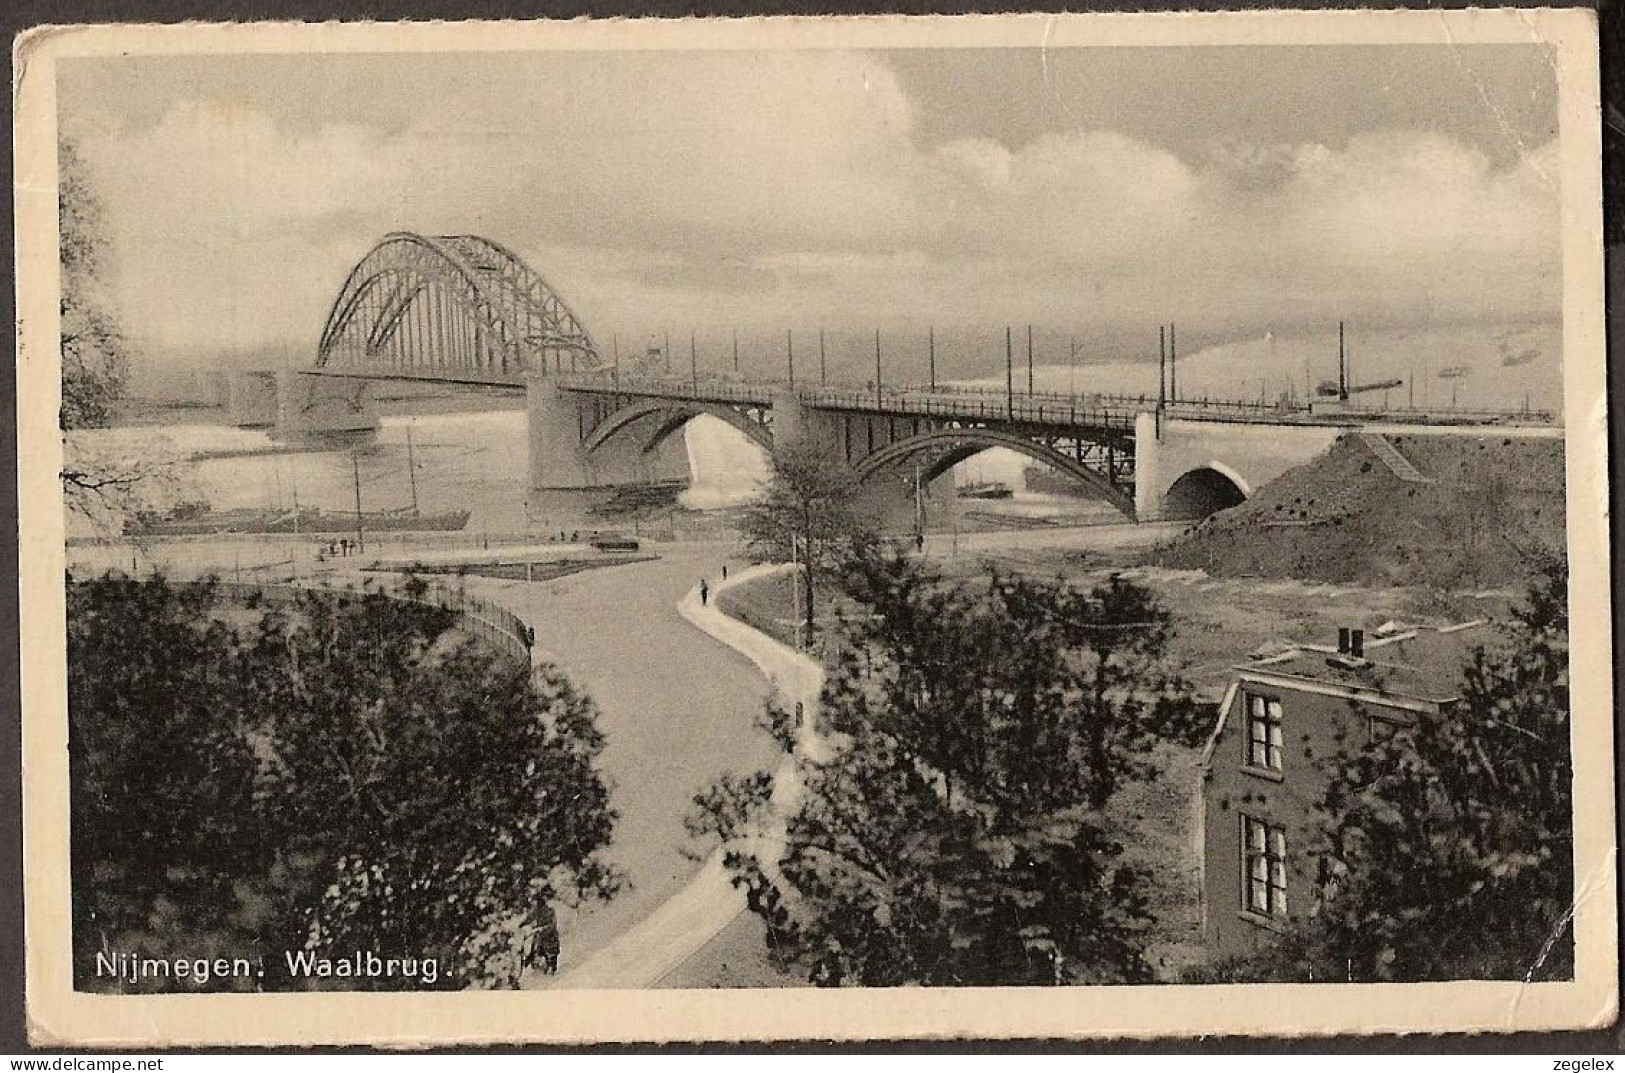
229;231;1558;524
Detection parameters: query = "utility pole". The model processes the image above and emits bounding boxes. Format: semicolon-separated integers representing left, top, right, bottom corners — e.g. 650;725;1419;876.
664;330;671;377
1338;320;1348;401
351;451;366;554
819;327;827;387
732;328;739;376
874;328;882;407
928;325;936;392
1026;324;1034;396
786;328;795;389
612;333;620;389
405;421;420;517
1159;325;1167;409
1005;326;1014;417
1169;322;1178;402
690;330;698;391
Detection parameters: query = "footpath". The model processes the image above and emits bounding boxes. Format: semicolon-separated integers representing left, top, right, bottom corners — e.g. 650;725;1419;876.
547;563;824;989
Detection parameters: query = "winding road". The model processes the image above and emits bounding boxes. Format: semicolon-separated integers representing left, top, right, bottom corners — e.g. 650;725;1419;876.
456;541;783;980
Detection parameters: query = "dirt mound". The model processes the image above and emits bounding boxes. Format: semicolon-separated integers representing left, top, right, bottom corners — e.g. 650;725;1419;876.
1148;431;1565;588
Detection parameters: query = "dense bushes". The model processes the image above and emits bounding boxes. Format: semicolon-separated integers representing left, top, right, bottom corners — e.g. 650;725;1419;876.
69;573;618;991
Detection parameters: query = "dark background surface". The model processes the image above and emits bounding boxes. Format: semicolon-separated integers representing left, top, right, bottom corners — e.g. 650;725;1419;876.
1;0;1618;1054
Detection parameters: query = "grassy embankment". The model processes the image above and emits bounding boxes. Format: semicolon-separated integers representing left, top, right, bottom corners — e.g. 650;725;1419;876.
1148;431;1565;588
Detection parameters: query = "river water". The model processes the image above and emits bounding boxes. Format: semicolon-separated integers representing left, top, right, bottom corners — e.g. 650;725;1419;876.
70;410;775;538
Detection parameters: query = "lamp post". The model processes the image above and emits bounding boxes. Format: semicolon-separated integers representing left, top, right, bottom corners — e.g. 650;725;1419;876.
1005;327;1014;418
928;325;936;392
874;328;882;407
1027;324;1035;396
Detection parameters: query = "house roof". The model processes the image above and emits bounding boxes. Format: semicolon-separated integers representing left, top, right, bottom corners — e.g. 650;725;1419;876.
1235;621;1491;706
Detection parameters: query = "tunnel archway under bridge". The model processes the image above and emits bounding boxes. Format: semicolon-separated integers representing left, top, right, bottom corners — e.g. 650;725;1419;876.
1162;464;1250;520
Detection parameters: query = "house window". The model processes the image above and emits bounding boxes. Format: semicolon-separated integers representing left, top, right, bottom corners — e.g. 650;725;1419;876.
1241;815;1288;919
1244;692;1284;770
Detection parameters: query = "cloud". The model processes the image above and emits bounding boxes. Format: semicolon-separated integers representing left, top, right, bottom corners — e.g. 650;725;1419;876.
66;50;1561;370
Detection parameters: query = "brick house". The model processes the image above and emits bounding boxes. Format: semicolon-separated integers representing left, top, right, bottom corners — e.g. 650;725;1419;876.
1198;620;1488;959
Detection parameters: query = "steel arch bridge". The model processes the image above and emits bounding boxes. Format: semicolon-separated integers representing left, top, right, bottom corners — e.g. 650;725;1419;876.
314;232;599;384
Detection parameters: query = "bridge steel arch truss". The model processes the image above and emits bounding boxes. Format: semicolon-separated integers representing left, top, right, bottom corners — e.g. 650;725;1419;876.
848;415;1138;517
316;232;599;381
576;392;774;456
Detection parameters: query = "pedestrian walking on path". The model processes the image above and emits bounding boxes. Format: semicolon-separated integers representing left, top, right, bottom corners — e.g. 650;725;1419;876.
721;564;728;580
698;579;709;607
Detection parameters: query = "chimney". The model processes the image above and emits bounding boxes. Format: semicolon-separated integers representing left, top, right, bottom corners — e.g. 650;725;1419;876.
1337;627;1351;654
1350;628;1365;659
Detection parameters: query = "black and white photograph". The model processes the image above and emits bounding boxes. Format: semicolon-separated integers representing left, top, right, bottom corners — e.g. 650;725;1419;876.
13;10;1614;1045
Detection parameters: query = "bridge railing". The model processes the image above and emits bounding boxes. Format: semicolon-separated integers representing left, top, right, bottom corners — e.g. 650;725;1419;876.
1334;403;1559;426
554;371;776;406
895;382;1315;416
796;386;1141;430
551;370;1555;428
895;382;1164;409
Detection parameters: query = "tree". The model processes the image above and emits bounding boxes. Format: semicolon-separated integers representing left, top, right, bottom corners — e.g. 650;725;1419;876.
1195;557;1573;983
68;574;620;990
58;138;127;431
691;551;1207;986
68;574;265;990
61;433;187;535
736;441;875;639
58;137;177;531
244;589;621;988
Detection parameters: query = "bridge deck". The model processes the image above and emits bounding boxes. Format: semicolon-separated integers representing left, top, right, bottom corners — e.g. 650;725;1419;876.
302;365;528;389
302;365;1558;430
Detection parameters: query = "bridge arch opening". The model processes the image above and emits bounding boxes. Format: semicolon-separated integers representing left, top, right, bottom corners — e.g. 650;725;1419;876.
582;400;771;508
856;429;1137;519
680;414;773;508
1164;465;1249;519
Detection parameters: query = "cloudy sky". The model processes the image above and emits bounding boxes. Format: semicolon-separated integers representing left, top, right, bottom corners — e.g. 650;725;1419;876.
58;43;1562;378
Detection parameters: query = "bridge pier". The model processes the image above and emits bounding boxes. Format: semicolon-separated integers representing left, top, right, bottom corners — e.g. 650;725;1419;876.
1133;411;1163;521
770;389;843;458
527;375;598;490
527;374;692;494
226;370;380;436
277;371;380;436
226;371;281;428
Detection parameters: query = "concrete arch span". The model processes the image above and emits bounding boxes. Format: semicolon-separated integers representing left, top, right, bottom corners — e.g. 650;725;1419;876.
854;427;1136;518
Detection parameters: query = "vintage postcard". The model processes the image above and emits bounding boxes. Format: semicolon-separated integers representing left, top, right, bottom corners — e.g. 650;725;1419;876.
13;10;1615;1046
